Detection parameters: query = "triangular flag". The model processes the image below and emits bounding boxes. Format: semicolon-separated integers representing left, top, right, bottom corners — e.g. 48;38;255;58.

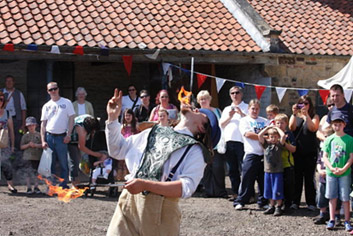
235;82;245;88
197;73;207;89
27;43;37;51
254;85;266;100
73;46;84;55
275;87;287;103
216;77;225;92
3;43;14;52
50;45;60;54
145;49;160;60
297;89;309;97
162;63;171;75
319;90;330;104
344;89;353;102
122;55;133;76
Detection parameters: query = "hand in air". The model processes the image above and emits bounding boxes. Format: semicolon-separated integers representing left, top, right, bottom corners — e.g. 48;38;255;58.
107;88;123;122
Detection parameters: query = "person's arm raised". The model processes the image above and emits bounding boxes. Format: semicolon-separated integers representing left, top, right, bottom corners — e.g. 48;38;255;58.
107;88;123;122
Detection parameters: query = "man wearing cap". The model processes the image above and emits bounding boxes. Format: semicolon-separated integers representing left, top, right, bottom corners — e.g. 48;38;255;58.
40;82;75;188
1;75;27;150
134;89;155;122
105;89;220;236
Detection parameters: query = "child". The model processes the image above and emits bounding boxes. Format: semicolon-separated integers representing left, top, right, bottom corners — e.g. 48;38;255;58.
119;109;139;181
158;109;169;127
266;104;279;126
91;151;112;190
322;113;353;231
258;126;286;216
274;114;296;211
234;99;268;210
20;117;43;194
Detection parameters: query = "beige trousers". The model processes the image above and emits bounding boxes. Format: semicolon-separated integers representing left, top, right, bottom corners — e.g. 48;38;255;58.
107;189;181;236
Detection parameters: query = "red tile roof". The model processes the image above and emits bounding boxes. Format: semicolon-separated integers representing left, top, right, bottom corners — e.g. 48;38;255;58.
0;0;261;52
249;0;353;55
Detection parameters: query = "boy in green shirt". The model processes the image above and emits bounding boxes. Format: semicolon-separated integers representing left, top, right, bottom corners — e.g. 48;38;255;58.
323;113;353;231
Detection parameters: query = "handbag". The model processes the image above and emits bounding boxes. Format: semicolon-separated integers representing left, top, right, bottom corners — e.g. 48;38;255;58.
217;128;226;154
0;128;9;148
38;148;53;177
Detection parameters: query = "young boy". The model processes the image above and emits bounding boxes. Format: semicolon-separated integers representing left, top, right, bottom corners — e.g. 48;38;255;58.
158;109;169;127
91;151;113;190
20;117;43;194
322;113;353;231
258;126;286;216
274;114;296;211
266;104;279;126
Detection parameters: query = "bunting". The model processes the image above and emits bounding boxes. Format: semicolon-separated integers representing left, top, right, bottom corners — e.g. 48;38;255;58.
122;55;133;76
197;74;207;88
297;89;309;97
3;43;14;52
319;90;330;104
275;87;287;103
216;77;225;92
73;46;84;55
50;45;60;54
254;85;266;100
344;89;353;102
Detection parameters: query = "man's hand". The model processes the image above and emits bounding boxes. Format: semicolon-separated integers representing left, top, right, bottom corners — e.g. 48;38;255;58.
107;88;123;122
42;141;48;149
63;135;71;144
124;178;146;194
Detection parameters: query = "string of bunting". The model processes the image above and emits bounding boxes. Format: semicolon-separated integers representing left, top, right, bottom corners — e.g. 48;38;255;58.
164;63;353;104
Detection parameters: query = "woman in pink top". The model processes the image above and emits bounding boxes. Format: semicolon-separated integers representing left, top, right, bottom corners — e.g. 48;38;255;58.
148;90;178;122
118;109;139;181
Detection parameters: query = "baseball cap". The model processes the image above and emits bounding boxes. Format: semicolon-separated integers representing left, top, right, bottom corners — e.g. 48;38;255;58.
25;116;37;126
330;112;346;123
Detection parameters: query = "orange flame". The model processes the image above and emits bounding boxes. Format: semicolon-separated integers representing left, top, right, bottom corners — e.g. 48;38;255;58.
178;86;192;105
38;175;88;203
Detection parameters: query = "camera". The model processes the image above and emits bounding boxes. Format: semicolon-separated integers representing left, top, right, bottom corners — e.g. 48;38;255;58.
297;103;304;109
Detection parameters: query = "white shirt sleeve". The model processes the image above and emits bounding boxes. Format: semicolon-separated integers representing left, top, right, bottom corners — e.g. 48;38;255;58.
19;92;27;110
239;117;251;136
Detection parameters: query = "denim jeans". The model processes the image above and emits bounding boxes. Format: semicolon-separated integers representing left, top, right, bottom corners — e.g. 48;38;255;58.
68;144;80;181
224;141;244;195
46;133;69;186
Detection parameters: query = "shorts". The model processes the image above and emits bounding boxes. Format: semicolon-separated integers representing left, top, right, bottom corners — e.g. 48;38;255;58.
316;182;329;209
23;160;40;177
325;174;351;202
264;172;284;200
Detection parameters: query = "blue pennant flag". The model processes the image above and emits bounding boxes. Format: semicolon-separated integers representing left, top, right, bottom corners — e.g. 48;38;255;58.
235;82;245;88
297;89;309;97
27;44;37;51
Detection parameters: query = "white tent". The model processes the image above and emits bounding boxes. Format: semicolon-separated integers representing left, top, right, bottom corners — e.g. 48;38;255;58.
317;56;353;89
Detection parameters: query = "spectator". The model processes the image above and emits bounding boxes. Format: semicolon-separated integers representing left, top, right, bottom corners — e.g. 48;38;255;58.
219;86;248;200
121;85;141;115
20;116;43;194
266;104;279;126
40;82;75;189
1;75;27;150
119;109;139;181
289;95;320;211
197;90;227;198
72;87;94;116
149;89;178;122
0;91;16;193
90;151;112;190
234;99;268;210
157;109;169;127
134;90;155;122
68;114;102;186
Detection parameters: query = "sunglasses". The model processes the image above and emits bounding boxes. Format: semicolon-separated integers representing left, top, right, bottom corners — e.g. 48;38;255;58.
299;102;309;105
128;89;136;92
231;91;240;95
327;104;334;108
48;87;58;92
140;95;149;99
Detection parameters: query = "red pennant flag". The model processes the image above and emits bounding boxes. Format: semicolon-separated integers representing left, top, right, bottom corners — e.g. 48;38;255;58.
197;74;207;89
319;90;330;104
122;55;133;76
73;46;84;55
3;43;14;52
254;85;266;100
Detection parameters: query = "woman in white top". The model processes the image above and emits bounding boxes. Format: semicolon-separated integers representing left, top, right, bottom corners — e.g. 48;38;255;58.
72;87;94;116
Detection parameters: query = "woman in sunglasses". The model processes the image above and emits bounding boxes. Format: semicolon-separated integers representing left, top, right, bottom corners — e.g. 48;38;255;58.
149;89;178;122
289;95;320;211
0;91;16;193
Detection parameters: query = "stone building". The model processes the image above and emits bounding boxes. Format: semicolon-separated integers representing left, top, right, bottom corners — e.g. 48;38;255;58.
0;0;352;119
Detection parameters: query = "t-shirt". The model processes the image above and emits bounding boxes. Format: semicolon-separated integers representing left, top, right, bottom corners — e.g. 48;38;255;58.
327;103;353;137
281;131;296;168
41;97;75;134
220;101;248;143
77;103;86;116
239;115;267;155
21;131;42;161
121;95;141;113
323;134;353;177
263;142;283;173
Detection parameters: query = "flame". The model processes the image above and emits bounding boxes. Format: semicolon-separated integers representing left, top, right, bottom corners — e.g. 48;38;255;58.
178;86;192;105
38;175;88;203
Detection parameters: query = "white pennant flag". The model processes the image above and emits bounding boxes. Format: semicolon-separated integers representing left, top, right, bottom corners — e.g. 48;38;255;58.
216;77;225;92
168;66;173;88
162;63;171;75
275;87;287;103
344;89;353;102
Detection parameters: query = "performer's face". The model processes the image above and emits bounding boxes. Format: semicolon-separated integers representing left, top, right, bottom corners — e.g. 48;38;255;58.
182;107;209;134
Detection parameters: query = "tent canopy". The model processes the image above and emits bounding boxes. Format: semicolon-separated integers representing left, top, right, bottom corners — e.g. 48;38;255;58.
317;56;353;89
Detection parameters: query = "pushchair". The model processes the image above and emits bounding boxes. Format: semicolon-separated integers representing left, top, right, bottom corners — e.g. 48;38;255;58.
77;130;122;197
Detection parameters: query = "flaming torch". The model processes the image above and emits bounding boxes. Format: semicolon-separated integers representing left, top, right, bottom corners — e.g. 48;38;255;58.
178;86;192;105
